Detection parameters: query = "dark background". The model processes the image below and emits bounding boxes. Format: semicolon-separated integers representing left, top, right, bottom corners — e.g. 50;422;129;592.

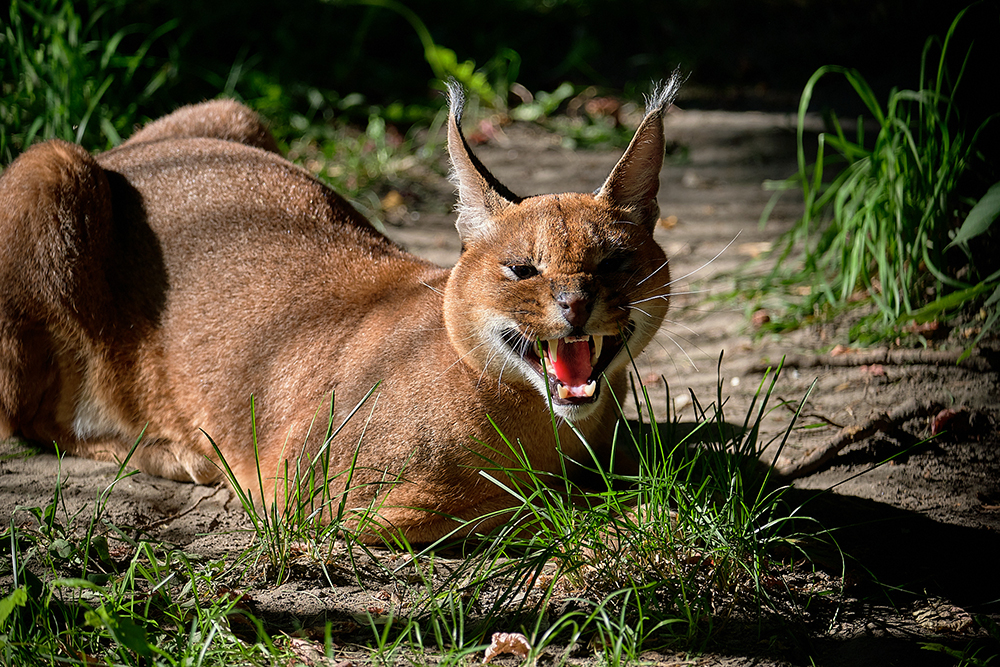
106;0;996;119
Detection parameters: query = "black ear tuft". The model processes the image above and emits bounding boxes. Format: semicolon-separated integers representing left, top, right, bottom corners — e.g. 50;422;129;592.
595;71;685;228
446;78;467;128
644;67;686;116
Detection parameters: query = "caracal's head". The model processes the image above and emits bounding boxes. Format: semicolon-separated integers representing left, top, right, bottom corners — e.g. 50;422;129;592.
443;75;682;422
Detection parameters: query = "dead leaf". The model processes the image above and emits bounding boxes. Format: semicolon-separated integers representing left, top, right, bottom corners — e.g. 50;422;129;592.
657;214;678;229
283;634;338;666
931;407;965;435
583;96;623;121
914;598;974;633
483;632;531;664
737;242;772;258
905;320;940;336
751;309;770;327
379;190;404;211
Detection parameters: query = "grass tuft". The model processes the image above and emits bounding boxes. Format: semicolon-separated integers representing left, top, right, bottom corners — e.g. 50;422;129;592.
349;358;828;661
751;5;998;350
204;385;392;585
0;0;179;161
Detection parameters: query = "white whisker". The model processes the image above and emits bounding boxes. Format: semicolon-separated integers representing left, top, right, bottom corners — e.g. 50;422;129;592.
636;257;671;286
663;289;709;298
420;281;444;295
630;305;655;319
478;345;506;389
665;231;741;288
496;355;512;388
631;294;669;305
661;318;700;337
661;330;699;371
631;288;708;305
437;338;492;380
497;331;527;387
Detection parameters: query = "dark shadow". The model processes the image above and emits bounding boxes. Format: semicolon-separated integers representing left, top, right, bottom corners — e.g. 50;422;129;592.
781;487;1000;611
773;488;1000;665
103;169;169;330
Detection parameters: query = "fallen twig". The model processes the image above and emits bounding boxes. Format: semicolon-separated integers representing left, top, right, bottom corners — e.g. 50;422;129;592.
773;398;943;479
144;484;229;530
749;348;992;373
776;397;845;429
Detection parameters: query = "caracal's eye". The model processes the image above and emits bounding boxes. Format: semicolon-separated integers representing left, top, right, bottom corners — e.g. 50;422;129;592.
505;264;538;280
597;252;631;273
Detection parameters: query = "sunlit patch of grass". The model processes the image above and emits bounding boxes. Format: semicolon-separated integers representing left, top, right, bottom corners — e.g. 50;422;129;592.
330;359;833;663
282;105;443;228
0;441;270;665
205;385;396;586
458;360;819;654
1;364;839;665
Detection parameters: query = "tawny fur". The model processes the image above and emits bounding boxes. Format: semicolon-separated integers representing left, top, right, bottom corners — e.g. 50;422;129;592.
0;79;679;543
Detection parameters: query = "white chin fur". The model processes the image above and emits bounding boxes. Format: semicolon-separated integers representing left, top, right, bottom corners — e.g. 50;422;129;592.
552;400;601;422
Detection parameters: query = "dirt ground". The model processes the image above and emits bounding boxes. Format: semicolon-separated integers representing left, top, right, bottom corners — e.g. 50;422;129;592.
2;108;998;665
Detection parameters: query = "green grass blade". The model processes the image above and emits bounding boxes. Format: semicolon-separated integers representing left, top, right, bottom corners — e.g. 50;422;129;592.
948;181;1000;248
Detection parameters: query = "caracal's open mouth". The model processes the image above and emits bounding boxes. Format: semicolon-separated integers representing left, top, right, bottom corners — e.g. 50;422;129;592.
508;327;633;406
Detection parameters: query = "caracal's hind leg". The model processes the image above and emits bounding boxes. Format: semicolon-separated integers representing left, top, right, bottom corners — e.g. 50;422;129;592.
0;318;62;443
0;140;118;448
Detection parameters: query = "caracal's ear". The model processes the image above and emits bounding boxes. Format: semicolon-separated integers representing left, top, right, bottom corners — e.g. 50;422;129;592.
446;80;522;244
596;69;685;229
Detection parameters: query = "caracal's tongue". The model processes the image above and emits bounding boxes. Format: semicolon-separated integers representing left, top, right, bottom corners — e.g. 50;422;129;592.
550;337;592;387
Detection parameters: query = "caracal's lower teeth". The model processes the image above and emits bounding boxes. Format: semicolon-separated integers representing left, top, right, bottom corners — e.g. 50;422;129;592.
556;380;598;400
591;335;603;366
